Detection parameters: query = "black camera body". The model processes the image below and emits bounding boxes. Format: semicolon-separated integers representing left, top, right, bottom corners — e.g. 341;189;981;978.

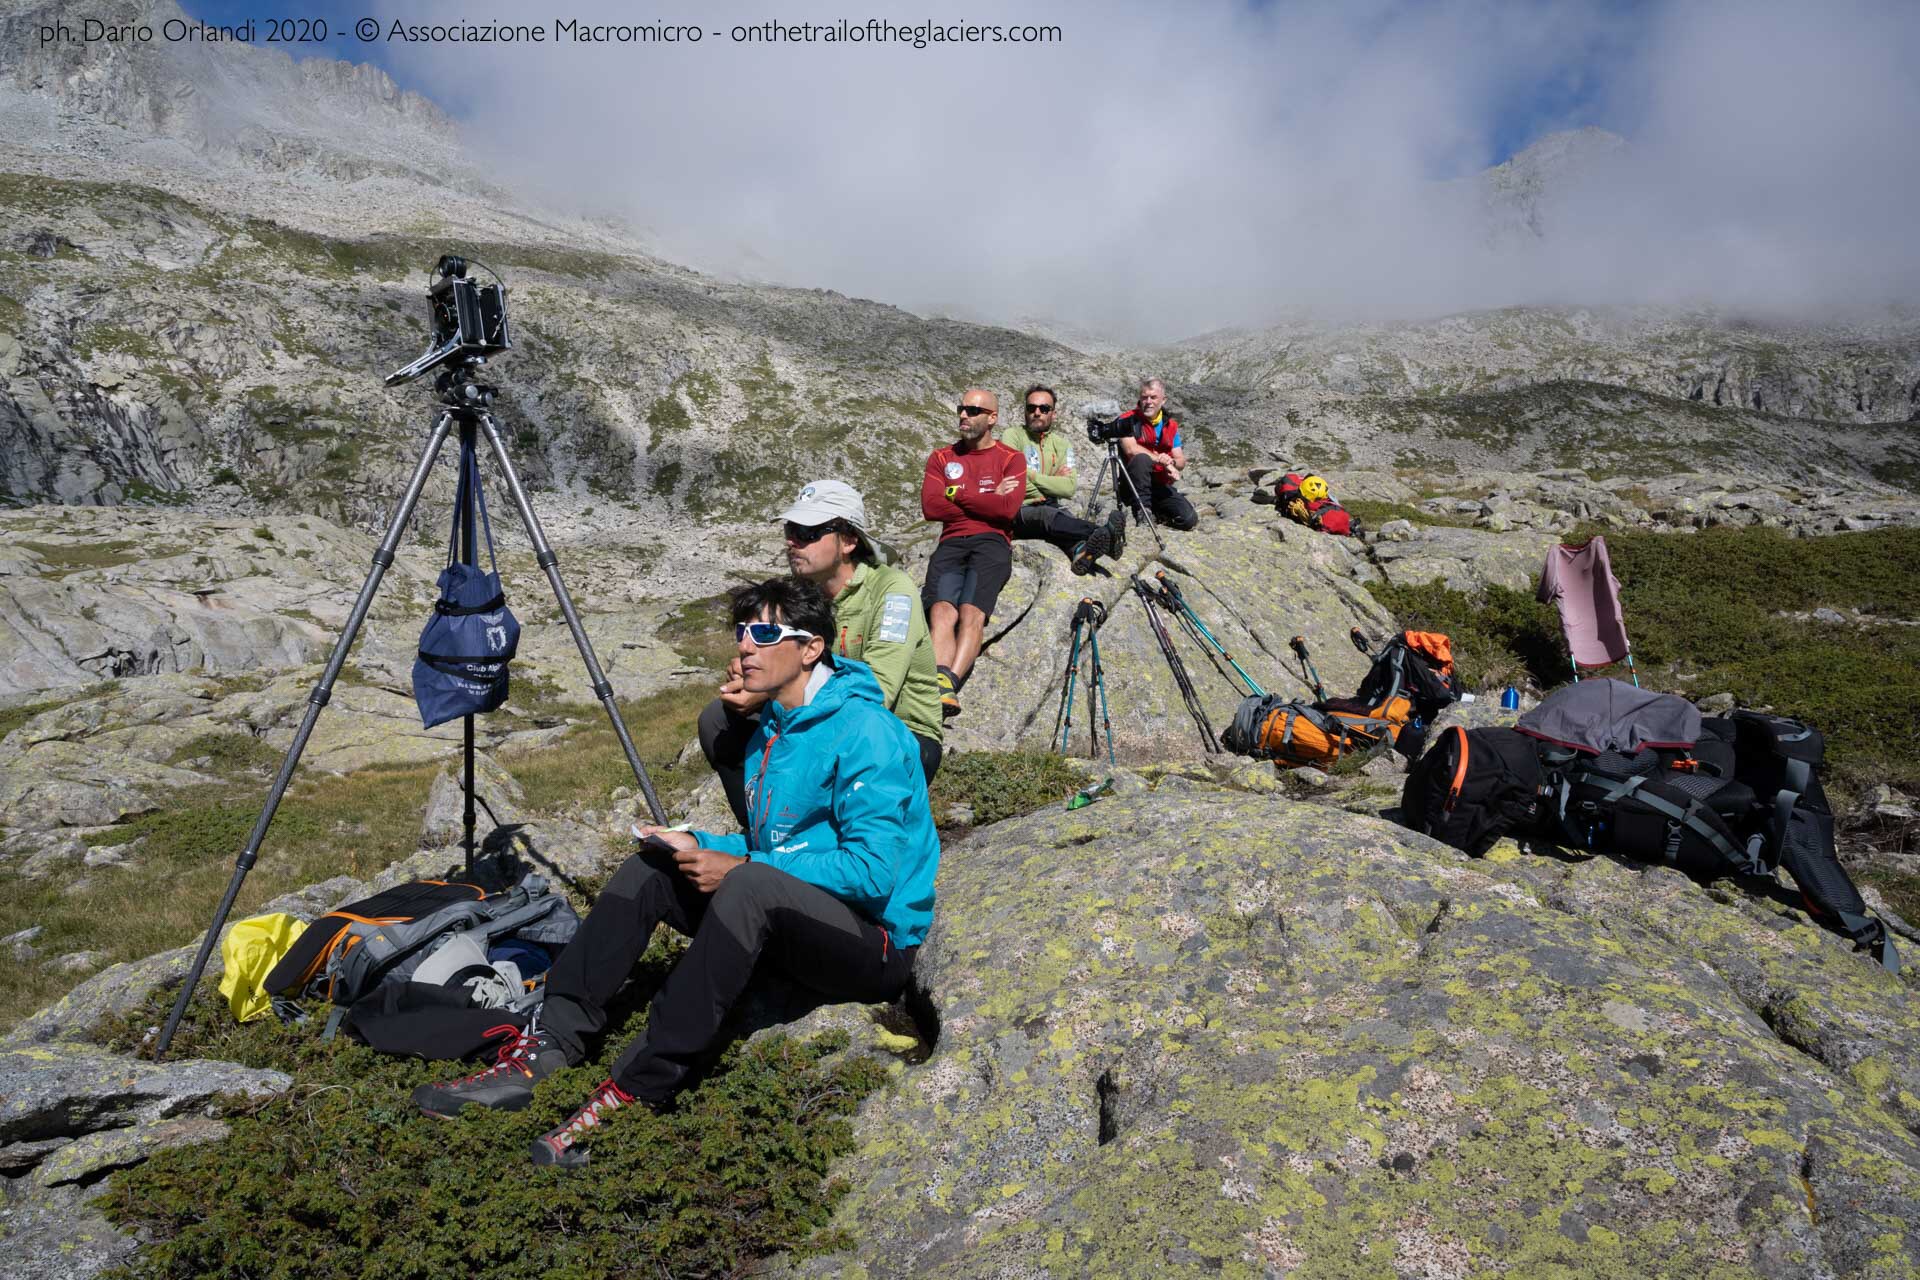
1086;414;1134;444
386;255;512;386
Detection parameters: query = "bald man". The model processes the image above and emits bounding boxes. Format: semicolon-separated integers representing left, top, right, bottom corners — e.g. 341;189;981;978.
919;388;1027;719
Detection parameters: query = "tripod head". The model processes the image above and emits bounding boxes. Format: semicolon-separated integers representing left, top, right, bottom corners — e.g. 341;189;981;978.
435;358;498;411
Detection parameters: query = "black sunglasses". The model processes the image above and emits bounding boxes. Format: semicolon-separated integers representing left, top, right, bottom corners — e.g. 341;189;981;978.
956;404;992;418
1025;402;1055;413
784;520;845;544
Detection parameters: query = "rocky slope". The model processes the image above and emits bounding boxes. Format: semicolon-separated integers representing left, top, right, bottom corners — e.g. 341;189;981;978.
777;787;1920;1279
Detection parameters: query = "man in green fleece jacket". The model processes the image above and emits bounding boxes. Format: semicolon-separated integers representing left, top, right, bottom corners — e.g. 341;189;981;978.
1000;383;1124;574
699;480;943;828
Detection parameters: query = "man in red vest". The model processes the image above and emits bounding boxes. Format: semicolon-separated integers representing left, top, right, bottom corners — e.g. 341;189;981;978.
1115;377;1198;531
920;388;1027;719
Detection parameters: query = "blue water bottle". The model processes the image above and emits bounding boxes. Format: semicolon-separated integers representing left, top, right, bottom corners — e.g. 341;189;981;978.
1500;685;1520;711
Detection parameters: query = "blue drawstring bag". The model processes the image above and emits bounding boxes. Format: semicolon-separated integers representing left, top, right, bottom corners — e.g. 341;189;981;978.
413;440;520;728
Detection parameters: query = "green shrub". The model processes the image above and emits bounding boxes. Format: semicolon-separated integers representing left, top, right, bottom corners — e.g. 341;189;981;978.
163;731;284;778
96;958;887;1280
1367;580;1564;692
931;749;1083;828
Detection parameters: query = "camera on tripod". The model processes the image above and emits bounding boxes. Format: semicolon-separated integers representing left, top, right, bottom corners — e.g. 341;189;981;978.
386;255;512;386
1083;400;1132;444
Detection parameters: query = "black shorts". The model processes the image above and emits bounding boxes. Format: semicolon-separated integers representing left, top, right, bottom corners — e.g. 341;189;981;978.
922;533;1013;618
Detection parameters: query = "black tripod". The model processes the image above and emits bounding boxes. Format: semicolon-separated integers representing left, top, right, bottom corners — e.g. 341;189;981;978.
156;360;666;1057
1082;433;1167;554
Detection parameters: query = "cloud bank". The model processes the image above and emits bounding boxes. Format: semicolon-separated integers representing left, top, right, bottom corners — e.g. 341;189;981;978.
376;0;1920;341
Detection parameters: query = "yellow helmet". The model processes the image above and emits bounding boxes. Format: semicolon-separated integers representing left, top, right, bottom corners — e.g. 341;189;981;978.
1300;474;1329;503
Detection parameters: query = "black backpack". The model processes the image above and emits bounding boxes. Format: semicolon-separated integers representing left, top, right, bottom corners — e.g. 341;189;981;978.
1400;708;1899;970
1400;725;1547;856
1718;712;1896;968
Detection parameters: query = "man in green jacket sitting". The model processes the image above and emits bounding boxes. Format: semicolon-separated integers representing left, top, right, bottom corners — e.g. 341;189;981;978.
1000;383;1124;574
698;480;943;828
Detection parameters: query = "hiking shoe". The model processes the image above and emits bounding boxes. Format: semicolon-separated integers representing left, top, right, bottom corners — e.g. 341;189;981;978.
937;667;962;718
412;1018;569;1117
1070;527;1110;575
531;1078;637;1169
1104;518;1127;563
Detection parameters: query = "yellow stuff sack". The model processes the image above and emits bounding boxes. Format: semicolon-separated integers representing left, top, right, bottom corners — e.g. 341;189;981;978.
219;913;308;1023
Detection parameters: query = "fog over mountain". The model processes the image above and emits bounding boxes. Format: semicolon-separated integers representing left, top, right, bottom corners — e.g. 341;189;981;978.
371;0;1920;341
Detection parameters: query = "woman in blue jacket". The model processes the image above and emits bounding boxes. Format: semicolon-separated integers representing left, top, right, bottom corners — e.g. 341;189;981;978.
412;577;942;1169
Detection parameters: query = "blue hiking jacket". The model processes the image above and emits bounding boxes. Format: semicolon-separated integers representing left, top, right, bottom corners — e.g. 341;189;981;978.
692;658;942;946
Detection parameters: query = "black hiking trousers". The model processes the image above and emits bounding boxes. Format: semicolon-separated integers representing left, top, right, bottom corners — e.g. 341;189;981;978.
1011;499;1097;555
1121;453;1199;531
698;698;940;830
540;845;915;1102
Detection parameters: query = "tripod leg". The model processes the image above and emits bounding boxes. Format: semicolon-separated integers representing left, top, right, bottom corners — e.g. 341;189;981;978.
157;411;459;1058
1111;444;1167;553
475;411;667;824
1082;451;1111;524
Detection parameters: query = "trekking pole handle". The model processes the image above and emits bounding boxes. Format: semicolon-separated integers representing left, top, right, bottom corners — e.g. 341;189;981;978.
1350;627;1372;653
1290;635;1308;657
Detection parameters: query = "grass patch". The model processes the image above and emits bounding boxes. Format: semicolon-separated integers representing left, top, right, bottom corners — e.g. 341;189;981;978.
500;684;713;815
1370;526;1920;794
16;539;149;576
0;764;438;1031
74;324;162;361
0;696;67;746
1344;498;1481;531
930;749;1083;828
93;958;886;1280
1;680;722;1032
164;732;284;778
657;591;738;668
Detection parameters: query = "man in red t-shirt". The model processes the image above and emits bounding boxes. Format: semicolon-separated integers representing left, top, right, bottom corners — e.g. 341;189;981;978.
920;388;1027;719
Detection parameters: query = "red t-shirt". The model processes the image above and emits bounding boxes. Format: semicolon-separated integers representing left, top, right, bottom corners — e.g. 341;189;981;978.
921;439;1027;542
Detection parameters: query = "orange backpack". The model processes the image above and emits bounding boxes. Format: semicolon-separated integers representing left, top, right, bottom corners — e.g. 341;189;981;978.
1221;631;1460;766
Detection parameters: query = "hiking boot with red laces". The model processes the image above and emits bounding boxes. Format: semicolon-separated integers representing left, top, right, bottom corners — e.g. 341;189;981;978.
530;1077;637;1169
412;1019;570;1117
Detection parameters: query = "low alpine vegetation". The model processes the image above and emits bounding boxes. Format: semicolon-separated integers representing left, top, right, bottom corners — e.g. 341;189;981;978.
96;955;888;1280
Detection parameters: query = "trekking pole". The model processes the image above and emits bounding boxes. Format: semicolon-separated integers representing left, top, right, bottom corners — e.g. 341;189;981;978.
1149;578;1247;700
1290;635;1328;702
1086;614;1115;766
1350;627;1373;655
1053;603;1087;752
1155;570;1265;697
1132;577;1219;752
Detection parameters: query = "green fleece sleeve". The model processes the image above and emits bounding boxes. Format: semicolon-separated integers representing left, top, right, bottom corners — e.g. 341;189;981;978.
1028;458;1076;502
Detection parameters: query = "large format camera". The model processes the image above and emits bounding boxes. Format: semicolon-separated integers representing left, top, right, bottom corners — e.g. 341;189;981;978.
1084;402;1133;444
386;255;511;386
